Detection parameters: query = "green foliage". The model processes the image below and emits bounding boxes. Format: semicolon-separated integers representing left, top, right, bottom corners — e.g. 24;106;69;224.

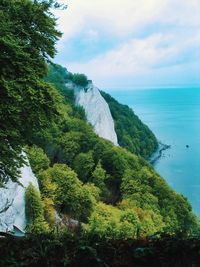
26;216;49;234
44;64;75;104
59;131;82;165
44;64;87;120
25;145;50;175
45;66;89;93
90;161;109;200
25;183;49;233
74;151;95;182
2;233;200;267
0;0;62;183
101;91;158;158
119;200;164;236
39;170;58;201
43;197;56;227
83;183;100;202
25;183;44;222
120;166;200;235
39;164;96;222
92;161;106;187
70;73;89;87
87;202;140;239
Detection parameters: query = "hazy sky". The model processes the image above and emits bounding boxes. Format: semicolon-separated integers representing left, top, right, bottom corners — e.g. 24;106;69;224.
54;0;200;89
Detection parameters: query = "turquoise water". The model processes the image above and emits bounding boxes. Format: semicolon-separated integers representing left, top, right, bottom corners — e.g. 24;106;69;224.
110;88;200;217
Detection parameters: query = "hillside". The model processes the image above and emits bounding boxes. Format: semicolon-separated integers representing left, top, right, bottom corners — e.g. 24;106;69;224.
34;63;198;237
46;64;158;158
1;61;198;237
45;64;118;145
101;91;158;158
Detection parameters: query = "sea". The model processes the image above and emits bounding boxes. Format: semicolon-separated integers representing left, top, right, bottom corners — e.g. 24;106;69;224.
110;88;200;217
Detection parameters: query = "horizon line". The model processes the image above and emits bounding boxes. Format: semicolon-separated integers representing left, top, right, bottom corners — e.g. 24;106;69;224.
103;85;200;91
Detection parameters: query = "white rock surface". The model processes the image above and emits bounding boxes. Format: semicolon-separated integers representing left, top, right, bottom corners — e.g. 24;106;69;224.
68;81;118;146
0;159;39;234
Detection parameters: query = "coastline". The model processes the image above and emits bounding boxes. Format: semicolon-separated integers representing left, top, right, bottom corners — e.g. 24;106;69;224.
149;142;170;166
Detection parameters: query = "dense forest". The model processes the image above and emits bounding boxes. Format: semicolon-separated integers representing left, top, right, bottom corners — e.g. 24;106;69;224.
0;0;200;266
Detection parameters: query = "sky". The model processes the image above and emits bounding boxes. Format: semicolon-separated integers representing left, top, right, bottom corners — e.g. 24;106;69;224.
54;0;200;90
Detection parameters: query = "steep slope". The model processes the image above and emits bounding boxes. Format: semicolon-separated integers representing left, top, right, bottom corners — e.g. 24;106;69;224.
0;158;39;235
37;64;199;237
45;64;157;154
67;80;118;146
101;91;158;158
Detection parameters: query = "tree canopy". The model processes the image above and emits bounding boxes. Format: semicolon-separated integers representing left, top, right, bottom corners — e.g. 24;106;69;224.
0;0;62;183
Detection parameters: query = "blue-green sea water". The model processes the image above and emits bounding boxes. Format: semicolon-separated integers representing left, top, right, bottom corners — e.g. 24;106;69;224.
110;88;200;217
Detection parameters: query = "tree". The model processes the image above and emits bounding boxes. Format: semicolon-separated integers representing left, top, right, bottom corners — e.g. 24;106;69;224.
25;183;44;223
39;164;95;222
59;131;81;165
25;183;49;233
87;202;140;239
73;151;95;182
118;200;164;237
25;145;50;175
0;0;62;183
43;197;56;227
91;161;109;199
92;161;106;187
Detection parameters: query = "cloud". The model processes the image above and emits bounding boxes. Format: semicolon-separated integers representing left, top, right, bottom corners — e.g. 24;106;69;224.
54;0;200;88
55;0;200;38
66;32;200;74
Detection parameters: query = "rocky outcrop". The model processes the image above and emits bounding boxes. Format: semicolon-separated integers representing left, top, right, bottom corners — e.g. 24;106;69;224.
67;81;118;146
0;158;39;235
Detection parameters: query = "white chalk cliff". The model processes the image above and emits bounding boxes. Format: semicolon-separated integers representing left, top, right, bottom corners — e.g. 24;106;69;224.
68;81;118;146
0;158;39;235
0;80;118;235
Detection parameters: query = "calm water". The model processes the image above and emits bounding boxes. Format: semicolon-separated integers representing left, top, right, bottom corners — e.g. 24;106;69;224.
111;88;200;217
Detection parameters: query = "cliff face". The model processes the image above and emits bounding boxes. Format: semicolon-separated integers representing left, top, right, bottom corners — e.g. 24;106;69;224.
0;81;119;235
0;159;39;235
68;81;118;146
